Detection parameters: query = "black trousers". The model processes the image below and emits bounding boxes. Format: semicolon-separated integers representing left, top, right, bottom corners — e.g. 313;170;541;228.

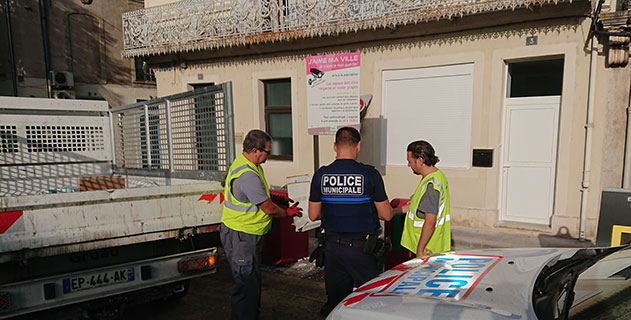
322;240;379;315
219;223;265;320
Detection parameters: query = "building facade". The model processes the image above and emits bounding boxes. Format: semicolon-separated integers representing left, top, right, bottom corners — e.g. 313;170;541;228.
0;0;156;106
122;0;631;242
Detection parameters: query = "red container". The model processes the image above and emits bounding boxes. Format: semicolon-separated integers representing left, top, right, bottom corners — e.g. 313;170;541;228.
263;189;309;265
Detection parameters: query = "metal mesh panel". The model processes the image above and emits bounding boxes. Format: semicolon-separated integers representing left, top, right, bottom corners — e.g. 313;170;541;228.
24;125;105;152
169;90;227;171
117;107;145;169
0;99;114;195
0;125;18;153
112;83;234;180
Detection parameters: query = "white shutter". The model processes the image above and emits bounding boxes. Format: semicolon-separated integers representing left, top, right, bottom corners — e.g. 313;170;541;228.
382;64;474;168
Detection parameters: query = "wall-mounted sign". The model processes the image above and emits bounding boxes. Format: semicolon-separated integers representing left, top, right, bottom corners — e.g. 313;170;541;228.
306;52;360;135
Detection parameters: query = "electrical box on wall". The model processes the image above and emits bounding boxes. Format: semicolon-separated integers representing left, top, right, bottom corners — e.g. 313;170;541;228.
472;149;493;167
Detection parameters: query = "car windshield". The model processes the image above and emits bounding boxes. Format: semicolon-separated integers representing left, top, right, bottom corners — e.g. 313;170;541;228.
532;245;631;320
569;246;631;319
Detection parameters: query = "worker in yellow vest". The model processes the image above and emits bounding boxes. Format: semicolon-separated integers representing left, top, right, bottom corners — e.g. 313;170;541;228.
394;140;451;258
219;129;302;320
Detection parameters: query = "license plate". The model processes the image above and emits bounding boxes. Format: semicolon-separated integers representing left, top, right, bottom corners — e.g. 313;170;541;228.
63;267;135;293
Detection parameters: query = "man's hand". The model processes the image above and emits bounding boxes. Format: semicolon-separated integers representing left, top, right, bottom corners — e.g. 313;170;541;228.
395;200;411;215
375;199;393;221
417;248;432;258
286;202;303;217
400;202;411;214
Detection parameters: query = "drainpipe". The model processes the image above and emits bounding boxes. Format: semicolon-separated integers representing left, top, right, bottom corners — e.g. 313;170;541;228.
4;0;17;96
579;35;598;242
595;0;631;186
589;1;631;189
624;90;631;188
39;0;51;98
577;0;608;242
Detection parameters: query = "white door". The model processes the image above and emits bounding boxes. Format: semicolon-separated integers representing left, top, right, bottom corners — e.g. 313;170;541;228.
501;96;560;225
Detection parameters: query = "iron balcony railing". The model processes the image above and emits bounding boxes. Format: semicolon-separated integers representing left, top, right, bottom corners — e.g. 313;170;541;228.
122;0;578;58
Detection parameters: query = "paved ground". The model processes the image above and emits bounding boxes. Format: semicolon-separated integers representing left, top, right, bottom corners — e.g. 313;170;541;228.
125;248;327;320
124;225;594;320
451;225;593;250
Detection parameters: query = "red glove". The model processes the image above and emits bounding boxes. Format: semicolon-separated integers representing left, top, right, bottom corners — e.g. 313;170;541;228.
286;202;303;217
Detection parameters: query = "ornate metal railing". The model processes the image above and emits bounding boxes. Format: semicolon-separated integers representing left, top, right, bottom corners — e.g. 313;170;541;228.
122;0;577;58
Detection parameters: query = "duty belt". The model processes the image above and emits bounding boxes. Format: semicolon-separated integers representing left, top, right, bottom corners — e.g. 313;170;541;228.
325;234;367;247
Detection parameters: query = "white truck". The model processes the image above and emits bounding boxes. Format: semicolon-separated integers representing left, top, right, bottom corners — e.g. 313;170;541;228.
0;83;235;319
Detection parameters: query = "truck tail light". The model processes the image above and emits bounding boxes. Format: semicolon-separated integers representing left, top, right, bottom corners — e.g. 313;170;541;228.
177;254;216;273
0;292;9;312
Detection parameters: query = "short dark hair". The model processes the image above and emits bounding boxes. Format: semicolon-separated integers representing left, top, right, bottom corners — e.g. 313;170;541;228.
407;140;439;166
335;127;360;147
243;129;272;153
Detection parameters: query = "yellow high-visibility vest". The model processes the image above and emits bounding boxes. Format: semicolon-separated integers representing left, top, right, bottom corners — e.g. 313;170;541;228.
400;169;451;255
221;153;272;235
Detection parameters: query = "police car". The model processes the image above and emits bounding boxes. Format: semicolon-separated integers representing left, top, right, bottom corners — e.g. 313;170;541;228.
328;245;631;320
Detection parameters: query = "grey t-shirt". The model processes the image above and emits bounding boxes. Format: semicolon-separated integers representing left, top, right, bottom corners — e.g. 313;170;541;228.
417;183;439;219
232;171;269;205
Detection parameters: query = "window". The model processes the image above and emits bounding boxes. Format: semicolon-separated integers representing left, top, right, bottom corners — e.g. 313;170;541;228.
263;78;293;160
135;57;156;83
507;59;563;97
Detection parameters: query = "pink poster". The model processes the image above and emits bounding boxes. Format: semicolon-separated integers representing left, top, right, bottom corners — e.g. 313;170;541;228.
306;52;360;135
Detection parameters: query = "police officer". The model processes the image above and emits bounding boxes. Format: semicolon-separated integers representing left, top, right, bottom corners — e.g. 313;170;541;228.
308;127;393;317
220;129;303;320
395;140;451;257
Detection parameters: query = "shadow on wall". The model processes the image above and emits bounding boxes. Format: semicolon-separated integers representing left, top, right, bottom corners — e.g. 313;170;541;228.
48;0;133;86
6;0;138;97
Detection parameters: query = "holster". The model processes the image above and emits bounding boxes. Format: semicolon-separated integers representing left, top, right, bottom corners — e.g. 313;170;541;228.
373;237;392;271
317;228;326;245
362;234;378;254
309;229;326;268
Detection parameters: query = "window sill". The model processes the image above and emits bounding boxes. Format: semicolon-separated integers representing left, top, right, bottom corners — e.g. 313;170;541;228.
269;155;293;161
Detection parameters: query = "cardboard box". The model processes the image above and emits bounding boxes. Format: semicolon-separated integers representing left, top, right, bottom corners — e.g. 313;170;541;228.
79;176;126;191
